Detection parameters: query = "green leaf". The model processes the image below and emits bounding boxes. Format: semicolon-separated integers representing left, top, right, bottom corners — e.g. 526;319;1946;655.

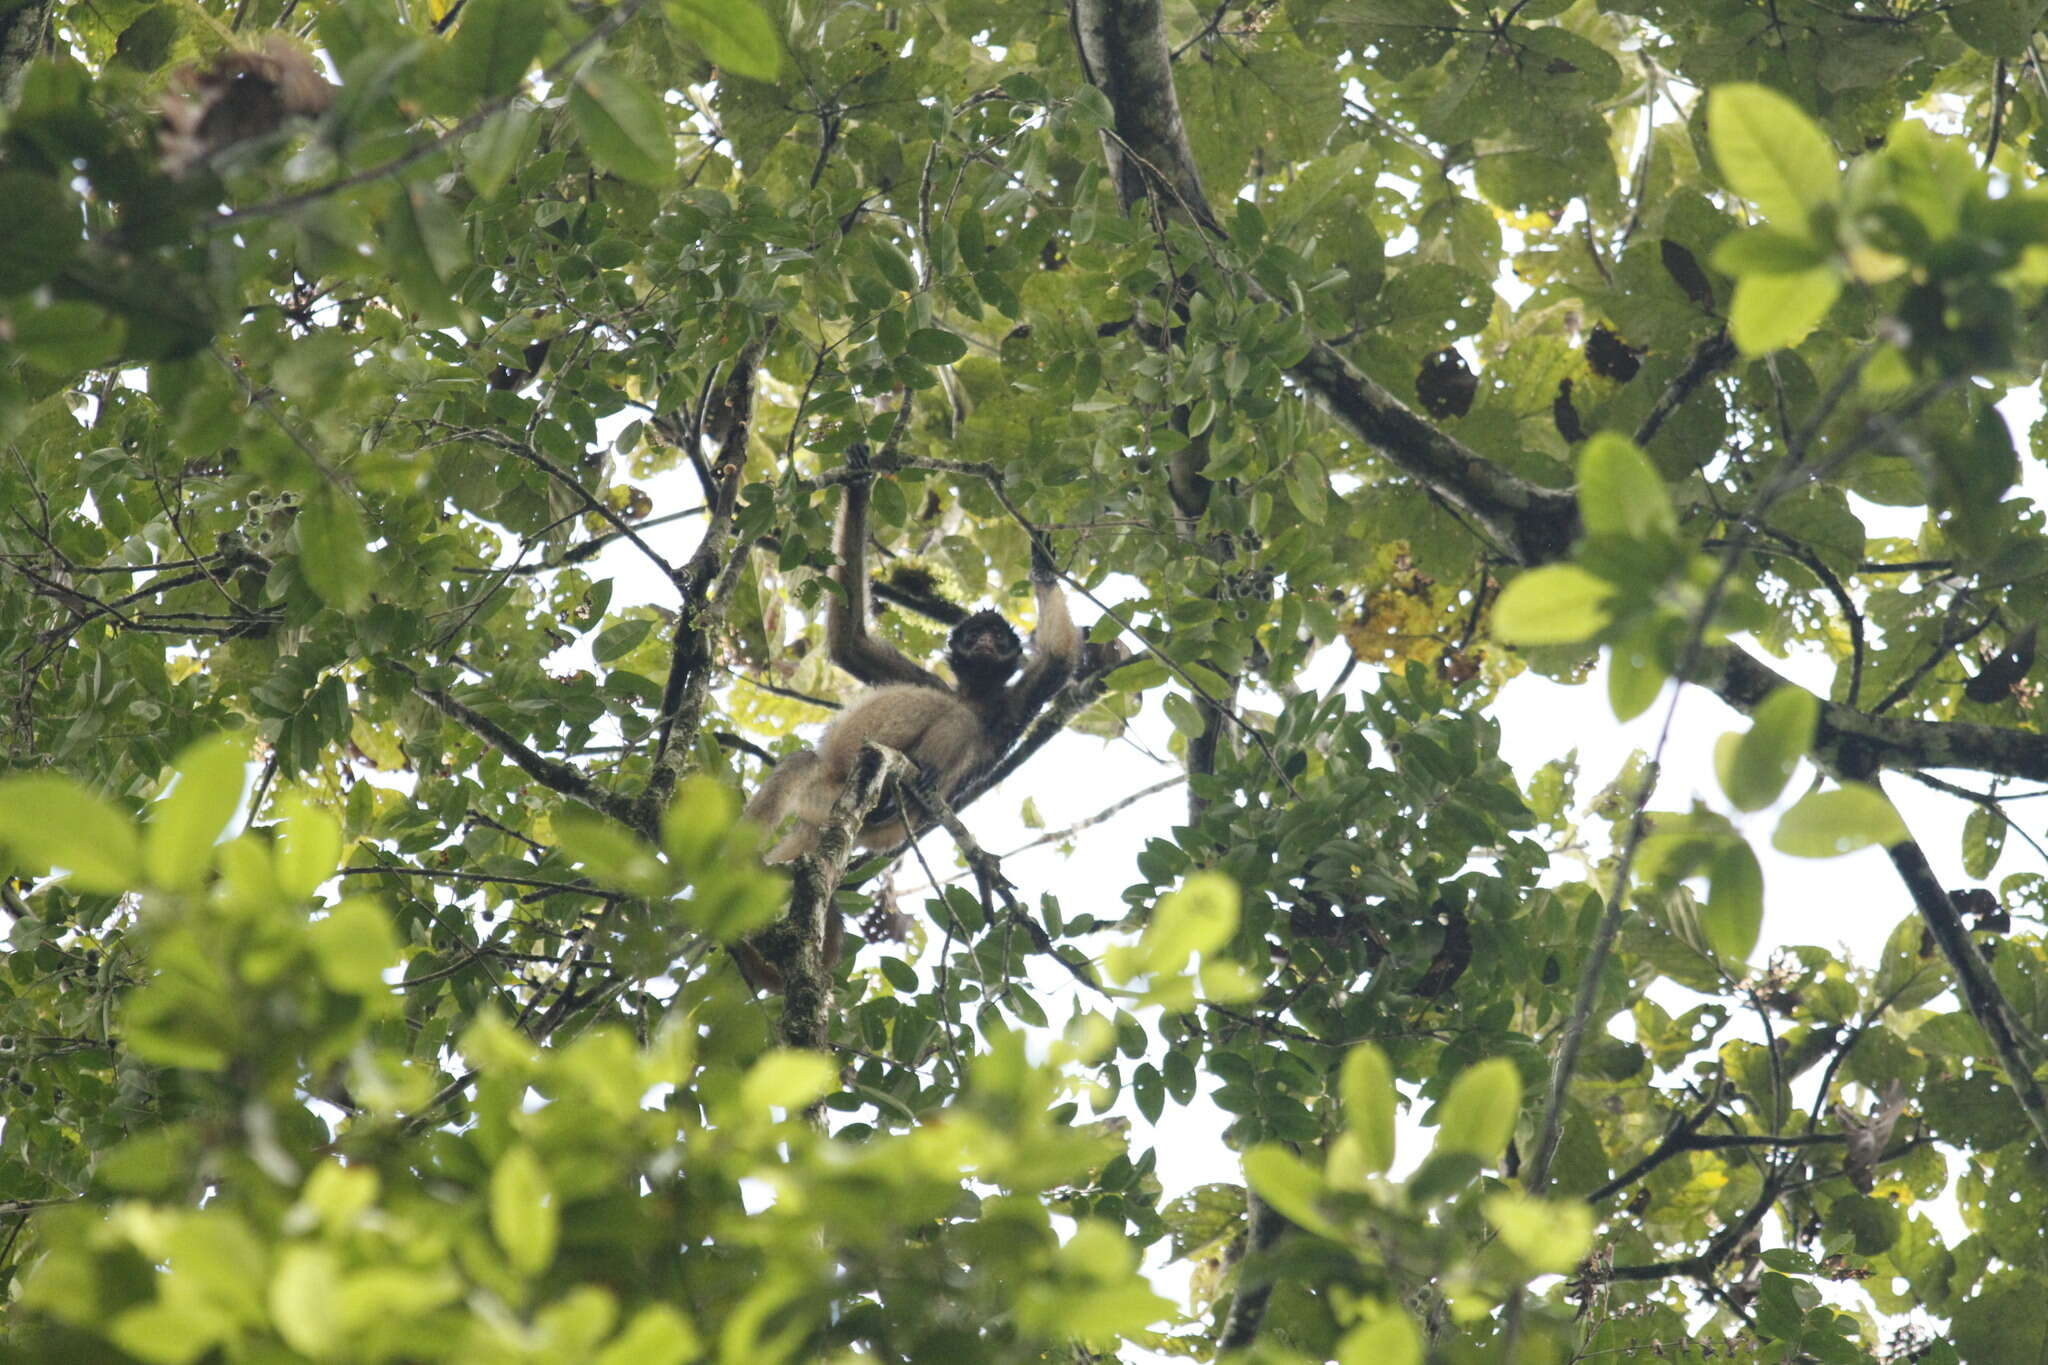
1607;622;1667;721
1729;267;1840;355
298;488;376;614
1490;565;1615;645
1433;1057;1520;1162
268;1247;343;1357
596;1305;705;1365
1133;1063;1164;1123
1948;0;2048;57
740;1050;837;1113
1339;1043;1397;1175
275;792;344;898
1772;784;1910;857
555;808;674;896
383;183;466;326
466;104;537;197
1140;872;1239;974
1710;225;1829;276
1106;657;1169;692
307;898;400;995
145;733;249;891
1719;686;1818;811
571;67;675;185
444;0;546;100
1962;804;2006;879
1707;83;1840;229
1162;690;1206;738
11;301;126;375
1242;1144;1341;1239
661;774;742;868
111;1296;227;1361
1286;451;1329;524
0;774;142;894
869;238;918;294
1577;433;1674;542
1336;1311;1423;1365
0;173;77;293
1703;839;1764;963
113;6;184;72
490;1145;559;1276
666;0;781;82
594;617;653;664
1482;1192;1595;1274
905;327;968;364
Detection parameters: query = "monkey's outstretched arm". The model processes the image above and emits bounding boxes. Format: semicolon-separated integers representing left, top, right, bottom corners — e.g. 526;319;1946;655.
999;537;1082;740
825;452;946;690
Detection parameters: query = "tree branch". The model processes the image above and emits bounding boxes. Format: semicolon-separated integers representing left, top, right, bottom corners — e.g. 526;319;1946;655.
1878;815;2048;1149
646;331;770;814
399;665;639;828
1634;331;1737;449
765;742;910;1060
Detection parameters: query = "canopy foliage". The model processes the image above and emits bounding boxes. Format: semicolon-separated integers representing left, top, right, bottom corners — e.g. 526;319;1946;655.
3;0;2048;1361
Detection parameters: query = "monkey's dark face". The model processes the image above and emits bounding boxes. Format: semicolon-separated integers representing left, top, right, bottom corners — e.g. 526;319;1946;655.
948;609;1022;693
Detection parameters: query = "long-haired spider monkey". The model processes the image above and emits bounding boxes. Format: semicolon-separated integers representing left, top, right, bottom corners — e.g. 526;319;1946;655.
737;451;1083;986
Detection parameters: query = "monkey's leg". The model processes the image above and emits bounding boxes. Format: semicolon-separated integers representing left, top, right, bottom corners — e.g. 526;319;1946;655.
744;749;826;864
729;940;784;993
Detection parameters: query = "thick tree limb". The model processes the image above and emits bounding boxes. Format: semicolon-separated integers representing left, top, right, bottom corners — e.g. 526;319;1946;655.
1289;339;1580;564
1216;1189;1290;1352
1069;0;1215;229
761;743;910;1058
1700;648;2048;785
645;333;768;815
0;0;51;107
